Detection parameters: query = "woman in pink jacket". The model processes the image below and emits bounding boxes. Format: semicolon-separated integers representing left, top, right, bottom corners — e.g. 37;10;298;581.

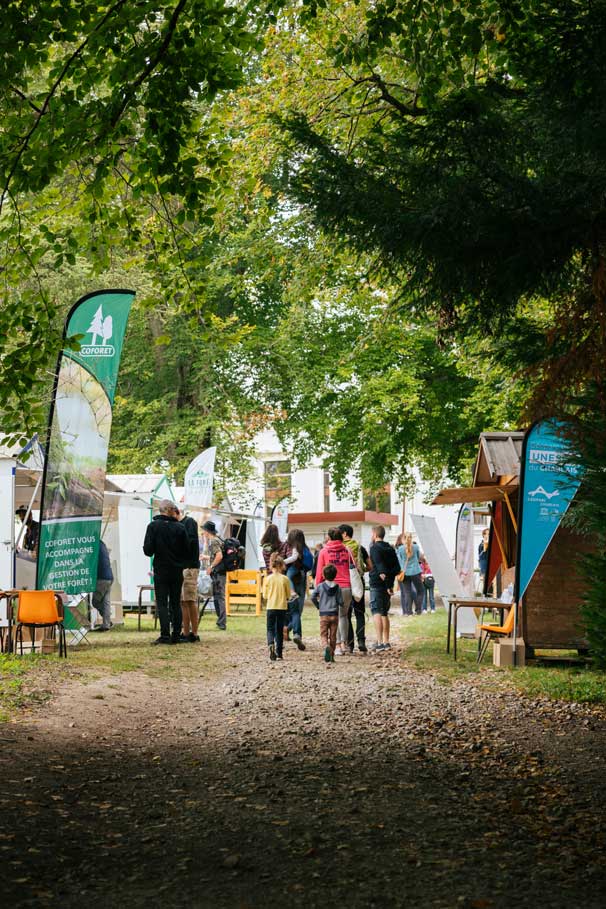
314;527;352;656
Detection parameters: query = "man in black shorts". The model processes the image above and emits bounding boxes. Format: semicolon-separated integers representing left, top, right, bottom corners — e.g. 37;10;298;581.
368;525;399;652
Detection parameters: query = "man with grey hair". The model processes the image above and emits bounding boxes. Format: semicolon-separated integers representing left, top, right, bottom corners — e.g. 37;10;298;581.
143;499;189;645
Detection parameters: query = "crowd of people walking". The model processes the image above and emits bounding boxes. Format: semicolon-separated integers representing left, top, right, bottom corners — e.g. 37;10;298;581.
140;500;435;658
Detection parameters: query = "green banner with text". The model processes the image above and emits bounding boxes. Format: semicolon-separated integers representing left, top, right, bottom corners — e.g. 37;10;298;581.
37;290;135;595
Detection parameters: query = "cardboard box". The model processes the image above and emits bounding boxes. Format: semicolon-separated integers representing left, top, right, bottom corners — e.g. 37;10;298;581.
492;638;526;667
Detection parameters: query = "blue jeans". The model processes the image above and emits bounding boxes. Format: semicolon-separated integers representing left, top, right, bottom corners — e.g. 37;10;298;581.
402;574;424;615
287;571;306;638
266;610;286;656
286;564;299;591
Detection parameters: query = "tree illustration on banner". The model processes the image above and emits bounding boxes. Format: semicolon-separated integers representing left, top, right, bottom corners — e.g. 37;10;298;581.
87;306;105;346
102;314;113;346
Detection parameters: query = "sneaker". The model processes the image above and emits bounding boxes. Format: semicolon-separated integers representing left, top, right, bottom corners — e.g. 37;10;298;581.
188;633;200;643
293;635;306;651
348;646;354;654
287;593;299;604
179;634;189;642
335;648;347;656
383;642;392;650
324;646;332;663
430;609;436;614
152;636;172;646
358;643;368;653
422;609;428;615
91;626;109;632
216;623;226;631
269;643;276;662
170;636;182;644
276;654;283;660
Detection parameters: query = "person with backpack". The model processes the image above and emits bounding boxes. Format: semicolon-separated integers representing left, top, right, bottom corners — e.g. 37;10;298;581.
368;525;400;651
201;520;235;631
281;528;312;651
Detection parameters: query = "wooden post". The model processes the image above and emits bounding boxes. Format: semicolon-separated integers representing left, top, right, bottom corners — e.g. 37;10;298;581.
502;492;518;534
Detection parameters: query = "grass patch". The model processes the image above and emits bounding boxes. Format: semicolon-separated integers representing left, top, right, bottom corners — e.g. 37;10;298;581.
0;654;53;721
397;610;484;681
509;665;606;704
396;609;606;704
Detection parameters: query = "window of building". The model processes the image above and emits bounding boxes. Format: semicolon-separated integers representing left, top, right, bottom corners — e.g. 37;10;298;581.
363;485;391;514
264;459;291;517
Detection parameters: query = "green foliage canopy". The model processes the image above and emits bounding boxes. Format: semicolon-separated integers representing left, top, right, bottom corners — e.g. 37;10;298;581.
0;0;266;444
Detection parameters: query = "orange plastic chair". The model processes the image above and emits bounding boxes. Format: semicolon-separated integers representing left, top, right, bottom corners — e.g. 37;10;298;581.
13;590;67;658
477;602;516;664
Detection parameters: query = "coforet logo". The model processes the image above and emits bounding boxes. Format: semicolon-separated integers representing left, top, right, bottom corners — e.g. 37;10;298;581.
80;305;115;357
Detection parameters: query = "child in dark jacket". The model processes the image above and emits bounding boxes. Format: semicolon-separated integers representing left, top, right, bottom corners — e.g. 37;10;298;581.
311;563;343;663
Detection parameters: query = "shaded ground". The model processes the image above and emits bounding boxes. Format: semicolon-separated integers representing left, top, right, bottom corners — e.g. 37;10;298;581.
1;614;606;908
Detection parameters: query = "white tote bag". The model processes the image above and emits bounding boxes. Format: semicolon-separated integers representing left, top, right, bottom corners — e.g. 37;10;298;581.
197;572;213;597
348;554;364;600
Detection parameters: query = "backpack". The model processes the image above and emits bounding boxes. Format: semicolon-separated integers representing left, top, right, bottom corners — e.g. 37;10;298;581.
301;545;314;573
217;537;244;574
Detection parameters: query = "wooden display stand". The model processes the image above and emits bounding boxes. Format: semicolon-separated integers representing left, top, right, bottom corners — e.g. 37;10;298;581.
225;570;262;616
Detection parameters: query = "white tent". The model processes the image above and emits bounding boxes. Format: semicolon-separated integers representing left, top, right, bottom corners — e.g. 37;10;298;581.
104;474;174;606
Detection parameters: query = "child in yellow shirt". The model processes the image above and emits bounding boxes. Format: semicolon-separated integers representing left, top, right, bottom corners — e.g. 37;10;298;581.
263;553;291;661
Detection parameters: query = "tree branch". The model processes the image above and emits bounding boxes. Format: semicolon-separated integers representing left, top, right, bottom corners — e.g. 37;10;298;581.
0;0;130;217
108;0;189;129
11;86;42;114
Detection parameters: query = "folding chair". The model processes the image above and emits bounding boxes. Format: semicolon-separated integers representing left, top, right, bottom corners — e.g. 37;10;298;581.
477;603;516;664
13;590;67;658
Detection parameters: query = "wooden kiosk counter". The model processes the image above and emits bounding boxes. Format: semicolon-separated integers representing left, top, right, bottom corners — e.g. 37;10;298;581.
433;431;589;661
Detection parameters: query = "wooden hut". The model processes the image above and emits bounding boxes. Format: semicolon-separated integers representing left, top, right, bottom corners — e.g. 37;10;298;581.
433;431;589;659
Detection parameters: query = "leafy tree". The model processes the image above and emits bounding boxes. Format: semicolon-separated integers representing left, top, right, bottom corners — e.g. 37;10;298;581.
0;0;268;442
279;0;606;414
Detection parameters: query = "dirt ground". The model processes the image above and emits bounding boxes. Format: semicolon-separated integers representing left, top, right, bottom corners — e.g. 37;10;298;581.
1;617;606;908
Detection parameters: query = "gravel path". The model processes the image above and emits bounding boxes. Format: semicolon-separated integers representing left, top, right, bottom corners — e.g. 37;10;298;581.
1;626;606;908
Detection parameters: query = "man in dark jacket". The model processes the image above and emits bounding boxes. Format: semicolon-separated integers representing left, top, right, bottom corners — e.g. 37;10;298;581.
143;499;189;645
91;539;114;631
369;525;400;652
